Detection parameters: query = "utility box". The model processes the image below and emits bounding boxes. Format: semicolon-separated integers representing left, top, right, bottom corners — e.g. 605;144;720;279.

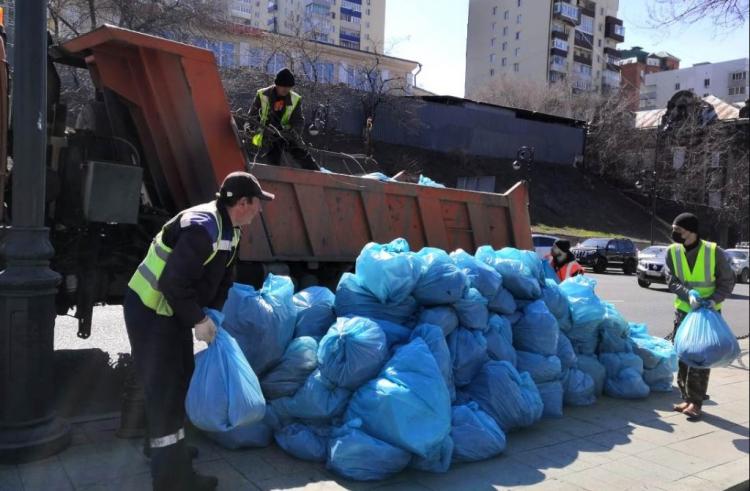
82;161;142;224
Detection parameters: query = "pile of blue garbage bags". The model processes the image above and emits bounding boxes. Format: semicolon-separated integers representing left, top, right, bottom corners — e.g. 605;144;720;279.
186;238;684;481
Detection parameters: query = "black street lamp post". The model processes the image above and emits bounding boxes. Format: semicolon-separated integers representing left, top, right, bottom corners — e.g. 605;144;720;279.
0;0;71;462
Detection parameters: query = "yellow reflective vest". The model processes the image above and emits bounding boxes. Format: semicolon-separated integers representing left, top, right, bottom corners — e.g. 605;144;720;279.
668;240;722;313
252;86;302;147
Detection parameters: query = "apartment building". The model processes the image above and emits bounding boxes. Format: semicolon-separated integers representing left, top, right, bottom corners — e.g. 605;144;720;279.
0;0;14;66
465;0;625;98
226;0;385;53
640;58;749;109
616;46;680;111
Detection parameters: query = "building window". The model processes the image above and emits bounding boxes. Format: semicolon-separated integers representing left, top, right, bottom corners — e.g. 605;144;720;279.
579;15;594;34
513;62;520;72
517;0;521;6
703;92;710;97
598;23;603;32
492;22;496;31
490;53;496;64
491;37;496;47
504;10;509;20
517;14;522;24
502;41;507;51
515;31;520;40
501;57;507;66
704;78;710;87
598;39;602;47
675;82;680;90
515;47;520;56
503;26;508;36
490;68;495;76
600;7;604;15
731;71;747;80
493;6;497;15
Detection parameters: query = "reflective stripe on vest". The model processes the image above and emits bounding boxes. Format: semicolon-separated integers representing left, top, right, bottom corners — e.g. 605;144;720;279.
127;202;240;316
252;86;302;147
669;240;721;313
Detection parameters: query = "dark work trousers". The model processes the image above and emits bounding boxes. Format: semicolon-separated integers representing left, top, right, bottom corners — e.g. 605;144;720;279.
672;310;711;407
124;289;195;490
263;136;320;171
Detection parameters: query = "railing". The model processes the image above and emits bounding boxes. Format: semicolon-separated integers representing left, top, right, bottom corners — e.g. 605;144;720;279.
549;56;568;71
552;38;569;52
553;2;580;24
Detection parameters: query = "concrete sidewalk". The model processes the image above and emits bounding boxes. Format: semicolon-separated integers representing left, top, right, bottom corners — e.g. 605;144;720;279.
2;341;747;491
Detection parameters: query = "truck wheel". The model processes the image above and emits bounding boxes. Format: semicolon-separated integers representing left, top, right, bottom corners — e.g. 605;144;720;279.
741;268;749;284
638;279;651;288
622;260;636;276
593;256;607;274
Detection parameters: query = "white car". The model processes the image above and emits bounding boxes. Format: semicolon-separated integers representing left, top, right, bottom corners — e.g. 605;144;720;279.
636;245;668;288
532;234;560;259
725;249;749;284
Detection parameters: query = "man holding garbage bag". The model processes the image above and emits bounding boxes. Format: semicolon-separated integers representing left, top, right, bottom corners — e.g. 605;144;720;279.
124;172;274;491
666;212;735;420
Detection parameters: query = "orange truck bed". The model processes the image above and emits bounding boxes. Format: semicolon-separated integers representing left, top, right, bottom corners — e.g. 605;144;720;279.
62;26;532;265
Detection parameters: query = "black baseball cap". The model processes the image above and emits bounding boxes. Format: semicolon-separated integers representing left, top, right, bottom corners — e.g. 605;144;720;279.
217;171;275;201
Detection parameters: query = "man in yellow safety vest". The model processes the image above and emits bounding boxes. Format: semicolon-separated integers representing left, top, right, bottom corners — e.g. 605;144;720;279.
666;212;735;420
124;172;274;491
248;68;319;171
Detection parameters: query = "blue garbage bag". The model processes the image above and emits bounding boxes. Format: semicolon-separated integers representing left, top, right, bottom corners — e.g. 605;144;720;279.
506;311;523;325
205;412;274;449
450;250;502;298
260;336;318;400
274;424;330;462
577;355;606;396
496;247;543;283
485;315;517;366
542;279;570;322
537;381;564;418
447;327;489;387
411;436;453;473
628;323;677;392
488;287;517;315
413;248;467;305
271;370;351;423
327;419;412;481
362;172;392;182
454;288;489;330
673;307;741;369
346;338;452;458
411;324;454;400
559;276;605;355
512;300;559;356
335;273;418;325
600;353;650;399
464;361;544;432
186;322;266;433
419;306;459;337
643;361;677;392
354;238;422;304
475;247;541;300
418;174;446;188
516;351;562;384
318;317;388;390
542;260;560;283
223;275;296;375
557;333;578;370
598;303;633;354
450;402;507;463
293;287;336;339
561;368;596;406
371;318;412;349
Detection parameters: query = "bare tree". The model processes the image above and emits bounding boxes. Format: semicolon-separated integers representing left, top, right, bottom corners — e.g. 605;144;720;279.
647;0;749;30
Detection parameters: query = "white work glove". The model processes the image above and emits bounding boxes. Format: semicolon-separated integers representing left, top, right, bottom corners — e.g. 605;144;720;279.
688;290;702;310
194;316;217;344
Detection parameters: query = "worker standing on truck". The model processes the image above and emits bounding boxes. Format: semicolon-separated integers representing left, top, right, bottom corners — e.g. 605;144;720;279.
548;239;584;281
249;68;320;171
124;172;274;491
666;212;735;421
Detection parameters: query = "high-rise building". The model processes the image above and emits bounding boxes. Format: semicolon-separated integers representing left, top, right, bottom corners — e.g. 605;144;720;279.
465;0;625;98
640;58;749;109
225;0;385;53
616;46;680;111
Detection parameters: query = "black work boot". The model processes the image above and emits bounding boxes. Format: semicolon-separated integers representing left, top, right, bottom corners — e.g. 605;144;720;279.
189;472;219;491
152;440;217;491
144;438;199;459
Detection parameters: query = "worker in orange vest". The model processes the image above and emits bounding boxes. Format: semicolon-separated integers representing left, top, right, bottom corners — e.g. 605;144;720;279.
548;239;584;282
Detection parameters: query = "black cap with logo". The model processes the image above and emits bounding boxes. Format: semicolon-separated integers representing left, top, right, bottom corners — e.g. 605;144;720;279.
217;171;275;202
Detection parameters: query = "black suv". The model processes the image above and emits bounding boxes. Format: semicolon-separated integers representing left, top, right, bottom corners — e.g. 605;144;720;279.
572;238;638;275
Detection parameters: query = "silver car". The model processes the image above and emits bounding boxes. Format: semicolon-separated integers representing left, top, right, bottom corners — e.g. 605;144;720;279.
725;249;749;284
637;245;668;288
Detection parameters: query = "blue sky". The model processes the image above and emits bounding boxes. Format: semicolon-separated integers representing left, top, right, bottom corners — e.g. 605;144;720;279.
385;0;750;97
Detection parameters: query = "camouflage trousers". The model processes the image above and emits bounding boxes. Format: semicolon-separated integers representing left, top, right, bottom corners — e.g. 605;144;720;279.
673;310;711;407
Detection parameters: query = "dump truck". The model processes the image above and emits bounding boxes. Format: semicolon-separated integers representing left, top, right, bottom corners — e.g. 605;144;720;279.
2;25;532;339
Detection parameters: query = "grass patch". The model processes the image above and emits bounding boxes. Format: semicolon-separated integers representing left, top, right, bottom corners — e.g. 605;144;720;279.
532;224;612;239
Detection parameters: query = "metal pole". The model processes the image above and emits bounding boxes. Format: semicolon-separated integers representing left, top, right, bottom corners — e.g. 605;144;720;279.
0;0;70;463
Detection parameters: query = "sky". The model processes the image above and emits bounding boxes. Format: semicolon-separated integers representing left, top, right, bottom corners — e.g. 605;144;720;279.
384;0;750;97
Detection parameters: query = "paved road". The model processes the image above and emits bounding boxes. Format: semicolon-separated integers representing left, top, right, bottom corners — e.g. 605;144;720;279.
54;274;750;360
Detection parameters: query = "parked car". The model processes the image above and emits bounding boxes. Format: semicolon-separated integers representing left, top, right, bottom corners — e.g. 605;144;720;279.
636;245;669;288
532;234;560;259
725;248;749;284
572;237;638;275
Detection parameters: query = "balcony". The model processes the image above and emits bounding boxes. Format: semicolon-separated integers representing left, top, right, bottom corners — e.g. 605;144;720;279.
551;38;569;55
550;55;569;72
574;52;592;65
305;0;334;6
605;15;625;42
572;78;593;91
553;2;580;25
603;69;621;86
574;30;594;49
580;0;596;17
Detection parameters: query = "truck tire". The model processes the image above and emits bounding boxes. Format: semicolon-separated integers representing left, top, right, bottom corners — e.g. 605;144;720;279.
741;268;749;284
622;259;636;276
593;256;607;274
638;279;651;288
